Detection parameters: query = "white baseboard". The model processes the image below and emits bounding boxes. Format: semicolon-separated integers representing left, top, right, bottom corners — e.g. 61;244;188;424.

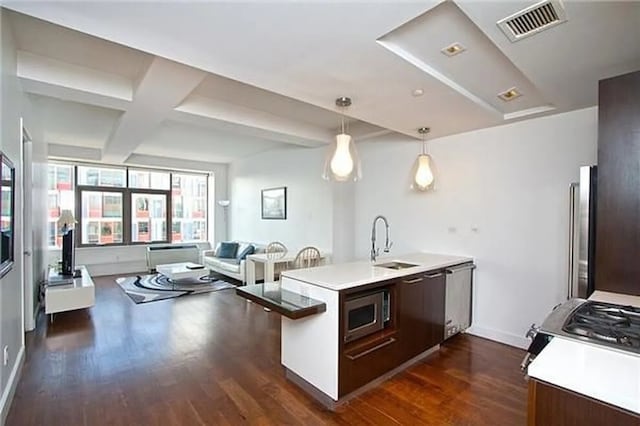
466;325;530;349
0;345;25;425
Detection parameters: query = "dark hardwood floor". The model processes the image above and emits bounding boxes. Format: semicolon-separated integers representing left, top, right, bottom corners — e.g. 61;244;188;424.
7;274;527;425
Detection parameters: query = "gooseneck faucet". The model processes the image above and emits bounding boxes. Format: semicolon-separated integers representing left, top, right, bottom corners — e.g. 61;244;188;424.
371;215;392;263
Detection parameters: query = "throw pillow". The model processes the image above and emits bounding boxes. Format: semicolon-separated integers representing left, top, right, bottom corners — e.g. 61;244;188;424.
235;244;255;264
218;242;239;259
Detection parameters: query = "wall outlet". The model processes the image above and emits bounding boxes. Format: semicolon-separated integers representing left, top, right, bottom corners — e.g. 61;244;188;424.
3;345;8;366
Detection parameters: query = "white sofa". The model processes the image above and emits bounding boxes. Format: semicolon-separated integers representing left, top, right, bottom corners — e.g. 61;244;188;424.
202;241;265;284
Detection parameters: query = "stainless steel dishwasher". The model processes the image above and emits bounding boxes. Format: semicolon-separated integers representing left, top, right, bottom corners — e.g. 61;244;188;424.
444;263;475;340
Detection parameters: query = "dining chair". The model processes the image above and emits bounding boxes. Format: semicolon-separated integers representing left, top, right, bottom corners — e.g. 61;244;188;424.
262;241;288;312
265;241;287;258
292;246;322;269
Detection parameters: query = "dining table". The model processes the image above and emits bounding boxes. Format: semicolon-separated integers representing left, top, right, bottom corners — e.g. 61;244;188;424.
245;251;328;285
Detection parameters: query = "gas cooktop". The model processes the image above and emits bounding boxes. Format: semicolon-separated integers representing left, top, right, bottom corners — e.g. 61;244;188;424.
562;301;640;354
540;298;640;356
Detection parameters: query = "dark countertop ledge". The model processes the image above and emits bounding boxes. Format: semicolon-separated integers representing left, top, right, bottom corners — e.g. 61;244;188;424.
236;283;327;319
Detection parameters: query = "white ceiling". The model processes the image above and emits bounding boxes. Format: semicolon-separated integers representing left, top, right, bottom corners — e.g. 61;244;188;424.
5;1;640;165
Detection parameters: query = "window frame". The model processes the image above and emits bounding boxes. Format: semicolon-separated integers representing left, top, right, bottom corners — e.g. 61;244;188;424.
129;188;172;245
169;171;209;243
76;185;129;248
59;162;208;248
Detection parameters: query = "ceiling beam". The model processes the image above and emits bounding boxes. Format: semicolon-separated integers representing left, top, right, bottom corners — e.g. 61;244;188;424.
101;57;206;163
48;143;102;161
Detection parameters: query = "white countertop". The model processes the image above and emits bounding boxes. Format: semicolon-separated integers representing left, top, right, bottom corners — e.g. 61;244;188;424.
589;290;640;307
528;337;640;414
280;252;473;290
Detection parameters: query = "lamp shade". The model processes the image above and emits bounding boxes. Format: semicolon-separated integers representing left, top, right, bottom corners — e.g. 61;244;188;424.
57;210;76;228
322;133;362;182
411;154;435;191
217;200;230;207
57;209;76;234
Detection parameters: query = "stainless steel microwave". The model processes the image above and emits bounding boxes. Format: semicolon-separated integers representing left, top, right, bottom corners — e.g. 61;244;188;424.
344;289;390;342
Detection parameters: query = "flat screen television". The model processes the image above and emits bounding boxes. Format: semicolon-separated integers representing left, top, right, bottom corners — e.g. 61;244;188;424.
61;229;75;276
0;152;15;279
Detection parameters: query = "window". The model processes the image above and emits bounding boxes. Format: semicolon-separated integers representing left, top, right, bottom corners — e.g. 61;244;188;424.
79;191;123;244
129;169;170;190
171;173;207;243
78;165;126;187
47;164;75;248
131;193;167;242
47;163;209;247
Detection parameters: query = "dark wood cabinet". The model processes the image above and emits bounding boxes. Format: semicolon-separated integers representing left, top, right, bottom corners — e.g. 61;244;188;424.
397;270;445;364
338;330;399;396
337;269;447;397
528;379;640;426
423;271;446;348
398;274;430;359
595;70;640;295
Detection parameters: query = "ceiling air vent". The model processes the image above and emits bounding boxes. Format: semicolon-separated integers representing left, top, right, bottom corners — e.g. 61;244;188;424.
497;0;567;42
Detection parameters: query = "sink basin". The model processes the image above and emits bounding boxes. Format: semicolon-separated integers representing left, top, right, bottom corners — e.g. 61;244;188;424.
375;261;420;270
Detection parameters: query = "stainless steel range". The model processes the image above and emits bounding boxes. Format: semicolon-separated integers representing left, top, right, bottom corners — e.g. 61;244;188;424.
521;298;640;372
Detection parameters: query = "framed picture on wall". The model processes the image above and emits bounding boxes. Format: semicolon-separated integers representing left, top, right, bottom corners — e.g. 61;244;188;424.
261;187;287;220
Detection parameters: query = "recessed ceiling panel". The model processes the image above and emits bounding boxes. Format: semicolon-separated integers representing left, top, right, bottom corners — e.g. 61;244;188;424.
135;120;290;163
378;1;553;119
29;94;123;148
192;74;342;130
10;10;151;80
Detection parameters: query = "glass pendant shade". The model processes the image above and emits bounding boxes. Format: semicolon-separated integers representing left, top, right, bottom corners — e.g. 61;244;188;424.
323;133;362;182
411;153;435;191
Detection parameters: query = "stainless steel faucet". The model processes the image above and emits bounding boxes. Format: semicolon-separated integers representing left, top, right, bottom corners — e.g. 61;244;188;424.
371;215;392;262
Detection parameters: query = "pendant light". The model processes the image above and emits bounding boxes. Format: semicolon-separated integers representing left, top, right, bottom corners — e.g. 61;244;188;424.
322;97;362;182
411;127;435;191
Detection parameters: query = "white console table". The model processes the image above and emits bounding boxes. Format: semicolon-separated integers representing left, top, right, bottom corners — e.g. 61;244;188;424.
46;265;95;321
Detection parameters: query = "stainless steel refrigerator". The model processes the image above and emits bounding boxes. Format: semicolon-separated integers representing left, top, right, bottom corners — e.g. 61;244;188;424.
568;166;597;299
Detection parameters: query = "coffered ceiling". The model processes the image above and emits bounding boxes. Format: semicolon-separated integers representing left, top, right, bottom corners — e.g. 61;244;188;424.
4;1;639;165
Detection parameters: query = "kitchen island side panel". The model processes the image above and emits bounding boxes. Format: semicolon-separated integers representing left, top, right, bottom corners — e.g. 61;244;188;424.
281;277;341;400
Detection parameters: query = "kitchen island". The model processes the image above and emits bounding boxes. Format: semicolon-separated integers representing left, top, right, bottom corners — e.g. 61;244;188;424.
238;252;473;408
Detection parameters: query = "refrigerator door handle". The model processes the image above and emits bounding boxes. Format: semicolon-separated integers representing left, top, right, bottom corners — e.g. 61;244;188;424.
568;183;579;299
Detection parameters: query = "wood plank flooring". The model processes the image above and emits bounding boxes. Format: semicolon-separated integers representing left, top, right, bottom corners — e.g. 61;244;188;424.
7;274;527;425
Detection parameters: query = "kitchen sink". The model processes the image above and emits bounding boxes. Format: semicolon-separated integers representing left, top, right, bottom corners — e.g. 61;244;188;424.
375;261;420;270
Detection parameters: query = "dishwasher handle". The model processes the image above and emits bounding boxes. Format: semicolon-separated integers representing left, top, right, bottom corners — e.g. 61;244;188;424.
445;263;476;274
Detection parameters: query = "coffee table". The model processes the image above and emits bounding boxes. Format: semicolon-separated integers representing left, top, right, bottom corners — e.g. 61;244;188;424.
156;262;207;288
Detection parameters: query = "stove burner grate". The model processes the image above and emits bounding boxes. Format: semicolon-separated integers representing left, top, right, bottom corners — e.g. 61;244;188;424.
562;301;640;352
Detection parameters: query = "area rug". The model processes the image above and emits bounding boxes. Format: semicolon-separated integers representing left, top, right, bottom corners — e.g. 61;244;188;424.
116;272;236;304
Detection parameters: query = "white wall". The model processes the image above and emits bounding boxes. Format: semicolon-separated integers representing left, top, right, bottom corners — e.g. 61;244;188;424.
0;9;25;423
354;107;598;348
228;146;333;253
